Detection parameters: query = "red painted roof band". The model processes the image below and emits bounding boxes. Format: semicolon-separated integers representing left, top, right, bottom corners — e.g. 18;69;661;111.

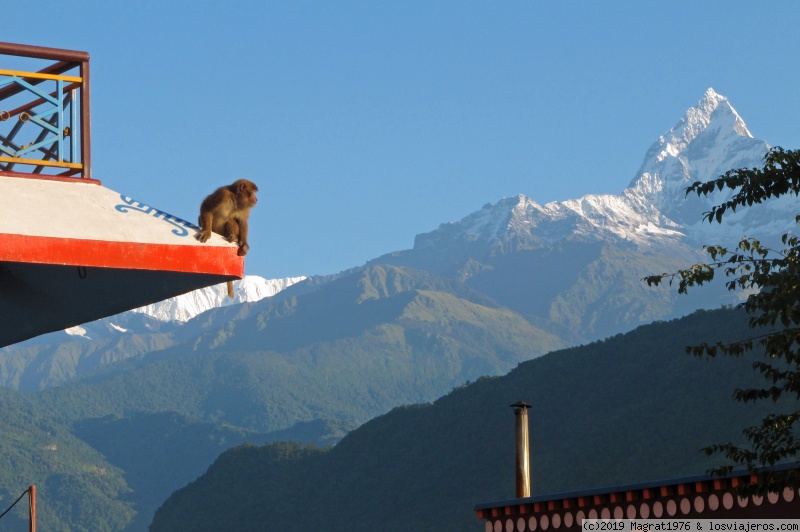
0;233;243;277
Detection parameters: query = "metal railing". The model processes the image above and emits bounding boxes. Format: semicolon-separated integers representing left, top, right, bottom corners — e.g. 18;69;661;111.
0;42;91;178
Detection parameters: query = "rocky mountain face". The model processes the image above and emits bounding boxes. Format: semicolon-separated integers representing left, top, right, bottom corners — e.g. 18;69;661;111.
372;88;780;341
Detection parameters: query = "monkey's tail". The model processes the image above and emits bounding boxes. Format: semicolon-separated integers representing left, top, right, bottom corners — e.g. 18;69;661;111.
226;281;234;299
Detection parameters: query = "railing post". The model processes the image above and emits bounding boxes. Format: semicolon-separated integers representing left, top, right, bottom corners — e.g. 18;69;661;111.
79;56;91;178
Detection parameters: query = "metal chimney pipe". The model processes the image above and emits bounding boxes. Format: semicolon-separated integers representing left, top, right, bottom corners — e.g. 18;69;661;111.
28;485;36;532
510;401;531;498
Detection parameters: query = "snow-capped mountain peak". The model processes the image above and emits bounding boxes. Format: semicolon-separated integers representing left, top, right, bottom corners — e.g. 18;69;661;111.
627;88;768;224
409;88;784;261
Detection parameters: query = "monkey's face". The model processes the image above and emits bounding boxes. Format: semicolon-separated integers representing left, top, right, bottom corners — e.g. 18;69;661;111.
235;180;258;208
242;186;257;208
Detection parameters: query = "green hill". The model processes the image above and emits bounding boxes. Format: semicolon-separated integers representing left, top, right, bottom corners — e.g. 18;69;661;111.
0;264;562;530
150;307;782;531
0;388;133;531
35;265;562;433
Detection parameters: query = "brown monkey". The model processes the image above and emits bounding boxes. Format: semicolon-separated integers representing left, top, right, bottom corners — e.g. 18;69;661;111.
196;179;259;297
196;179;258;255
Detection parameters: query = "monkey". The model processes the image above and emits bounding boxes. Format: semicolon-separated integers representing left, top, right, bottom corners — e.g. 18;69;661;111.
196;179;259;297
196;179;258;254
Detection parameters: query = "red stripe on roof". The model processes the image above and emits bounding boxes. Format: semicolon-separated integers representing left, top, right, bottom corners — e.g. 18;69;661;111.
0;233;243;277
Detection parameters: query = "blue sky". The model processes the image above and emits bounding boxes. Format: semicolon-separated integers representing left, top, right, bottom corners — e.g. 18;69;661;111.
3;1;800;278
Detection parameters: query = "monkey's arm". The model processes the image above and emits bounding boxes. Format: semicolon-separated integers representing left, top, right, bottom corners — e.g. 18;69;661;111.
236;214;250;256
196;211;214;243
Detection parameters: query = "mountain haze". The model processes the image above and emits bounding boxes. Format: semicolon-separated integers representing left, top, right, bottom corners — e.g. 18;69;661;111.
34;265;563;433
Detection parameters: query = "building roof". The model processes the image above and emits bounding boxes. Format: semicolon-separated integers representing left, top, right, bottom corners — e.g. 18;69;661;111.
476;464;800;531
0;172;242;346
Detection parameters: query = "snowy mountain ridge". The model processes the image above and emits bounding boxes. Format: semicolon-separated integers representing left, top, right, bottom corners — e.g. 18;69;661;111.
448;192;683;249
63;274;305;340
128;275;306;323
417;88;792;255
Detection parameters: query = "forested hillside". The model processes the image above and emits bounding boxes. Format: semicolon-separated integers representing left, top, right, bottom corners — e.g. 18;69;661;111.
151;307;778;531
0;265;562;530
0;388;133;531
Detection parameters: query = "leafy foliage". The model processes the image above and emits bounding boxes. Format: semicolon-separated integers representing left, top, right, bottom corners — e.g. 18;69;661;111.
644;146;800;494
